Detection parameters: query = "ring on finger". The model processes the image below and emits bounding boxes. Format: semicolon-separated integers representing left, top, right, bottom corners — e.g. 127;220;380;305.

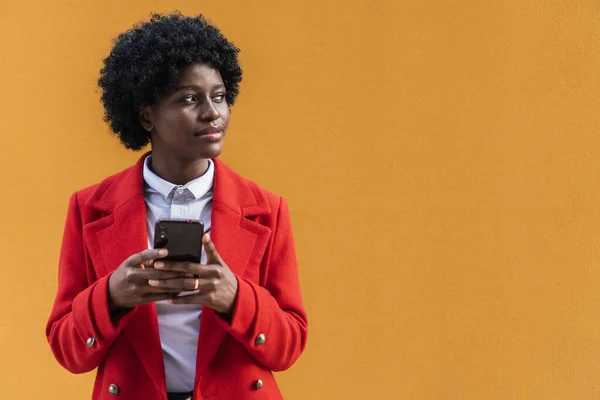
194;278;199;290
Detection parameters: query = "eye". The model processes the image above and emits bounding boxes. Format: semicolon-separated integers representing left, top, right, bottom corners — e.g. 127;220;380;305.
213;93;226;103
181;95;197;103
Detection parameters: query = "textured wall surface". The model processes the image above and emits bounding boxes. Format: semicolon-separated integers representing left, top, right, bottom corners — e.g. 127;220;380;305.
1;1;600;399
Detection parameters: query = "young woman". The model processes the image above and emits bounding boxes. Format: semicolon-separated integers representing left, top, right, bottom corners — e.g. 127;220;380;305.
46;12;308;400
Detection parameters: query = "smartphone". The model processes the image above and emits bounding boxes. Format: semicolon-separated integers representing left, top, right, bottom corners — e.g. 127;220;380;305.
153;219;204;263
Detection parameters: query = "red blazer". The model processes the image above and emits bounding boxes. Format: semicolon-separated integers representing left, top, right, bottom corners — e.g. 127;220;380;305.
46;155;308;400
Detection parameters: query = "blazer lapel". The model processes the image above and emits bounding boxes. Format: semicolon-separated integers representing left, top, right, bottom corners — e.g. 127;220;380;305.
195;159;272;375
83;155;166;396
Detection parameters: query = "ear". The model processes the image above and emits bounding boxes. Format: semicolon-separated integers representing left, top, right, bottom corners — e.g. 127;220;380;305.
139;107;154;132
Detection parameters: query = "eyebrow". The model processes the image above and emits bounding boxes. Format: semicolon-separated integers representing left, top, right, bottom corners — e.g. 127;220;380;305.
176;84;225;91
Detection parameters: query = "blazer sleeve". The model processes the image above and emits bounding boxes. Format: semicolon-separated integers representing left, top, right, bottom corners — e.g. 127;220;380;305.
46;192;136;373
214;196;308;371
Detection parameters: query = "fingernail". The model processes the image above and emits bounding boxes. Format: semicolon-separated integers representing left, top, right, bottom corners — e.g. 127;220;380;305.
148;280;159;286
155;261;164;269
167;299;174;304
158;249;168;256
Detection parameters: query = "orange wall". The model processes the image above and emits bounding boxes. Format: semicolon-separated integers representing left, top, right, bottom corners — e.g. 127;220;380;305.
1;1;600;399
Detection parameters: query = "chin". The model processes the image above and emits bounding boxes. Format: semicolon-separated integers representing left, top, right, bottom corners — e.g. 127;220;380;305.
196;142;223;159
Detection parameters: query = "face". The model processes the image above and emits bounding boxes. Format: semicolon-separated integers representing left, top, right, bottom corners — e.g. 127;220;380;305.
142;63;230;160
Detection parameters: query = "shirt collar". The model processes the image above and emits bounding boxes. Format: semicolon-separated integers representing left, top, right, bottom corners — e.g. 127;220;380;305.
143;155;214;200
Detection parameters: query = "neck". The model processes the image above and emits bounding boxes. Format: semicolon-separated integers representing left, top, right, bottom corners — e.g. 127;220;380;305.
149;148;210;185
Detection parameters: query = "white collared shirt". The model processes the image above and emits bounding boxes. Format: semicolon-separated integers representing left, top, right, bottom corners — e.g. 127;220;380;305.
142;155;214;392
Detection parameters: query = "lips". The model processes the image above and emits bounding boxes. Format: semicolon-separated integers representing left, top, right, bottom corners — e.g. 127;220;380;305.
195;126;224;137
198;132;223;141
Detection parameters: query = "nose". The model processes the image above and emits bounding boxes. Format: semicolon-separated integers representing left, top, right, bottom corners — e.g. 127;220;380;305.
199;100;220;122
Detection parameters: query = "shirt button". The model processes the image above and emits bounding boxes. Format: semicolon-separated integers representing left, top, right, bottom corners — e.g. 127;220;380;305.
108;384;119;396
86;336;95;348
177;188;184;195
255;379;263;390
255;333;266;346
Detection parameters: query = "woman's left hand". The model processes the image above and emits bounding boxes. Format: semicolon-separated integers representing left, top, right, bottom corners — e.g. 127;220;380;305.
150;234;238;314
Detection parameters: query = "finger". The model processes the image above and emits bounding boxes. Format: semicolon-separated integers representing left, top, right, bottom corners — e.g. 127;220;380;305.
153;261;222;276
126;248;168;268
202;234;224;265
143;285;186;294
134;276;186;295
153;260;201;275
126;268;187;285
150;277;219;292
168;292;210;305
147;277;201;291
155;262;223;279
137;269;193;280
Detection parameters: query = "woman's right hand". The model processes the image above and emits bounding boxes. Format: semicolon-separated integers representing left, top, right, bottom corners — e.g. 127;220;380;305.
108;248;184;311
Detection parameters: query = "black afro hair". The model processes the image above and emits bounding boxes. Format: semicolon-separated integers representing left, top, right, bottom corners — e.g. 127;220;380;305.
98;12;243;150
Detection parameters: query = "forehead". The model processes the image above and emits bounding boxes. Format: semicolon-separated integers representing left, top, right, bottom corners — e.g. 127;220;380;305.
178;63;224;87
